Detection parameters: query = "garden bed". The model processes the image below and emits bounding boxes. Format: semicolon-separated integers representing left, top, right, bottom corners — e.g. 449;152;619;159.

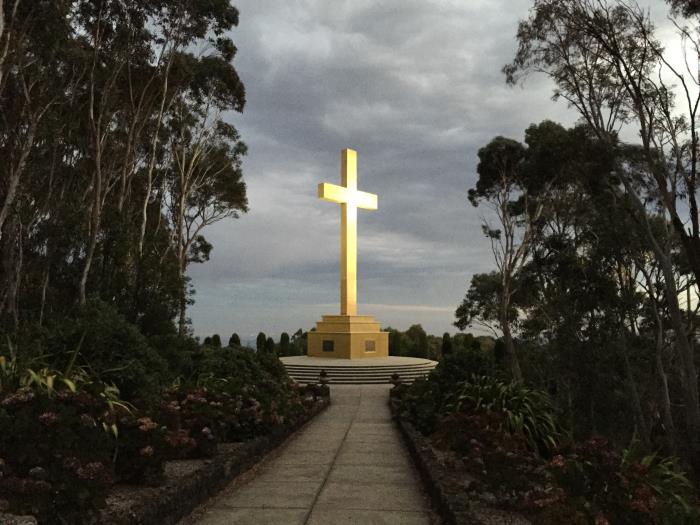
0;394;329;525
99;394;329;524
390;395;530;525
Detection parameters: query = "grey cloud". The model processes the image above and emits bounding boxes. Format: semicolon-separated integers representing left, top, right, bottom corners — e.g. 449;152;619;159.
188;0;579;338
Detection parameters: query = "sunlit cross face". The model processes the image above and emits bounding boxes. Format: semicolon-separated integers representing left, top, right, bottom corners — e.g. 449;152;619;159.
317;152;378;211
317;149;378;316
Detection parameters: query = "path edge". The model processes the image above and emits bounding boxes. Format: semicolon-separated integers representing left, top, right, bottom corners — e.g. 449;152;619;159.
100;395;330;525
390;393;531;525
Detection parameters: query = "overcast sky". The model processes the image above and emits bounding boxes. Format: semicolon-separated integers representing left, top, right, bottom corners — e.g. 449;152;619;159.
188;0;673;342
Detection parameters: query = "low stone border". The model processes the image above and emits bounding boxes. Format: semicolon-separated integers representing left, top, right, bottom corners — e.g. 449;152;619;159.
390;396;530;525
99;395;330;525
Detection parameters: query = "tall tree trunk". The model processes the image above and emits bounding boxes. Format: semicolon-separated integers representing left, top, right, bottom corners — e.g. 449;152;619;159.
177;256;187;336
655;248;700;443
0;0;5;90
176;179;187;336
500;300;522;382
0;121;37;238
0;215;21;326
656;350;677;452
621;177;700;447
643;267;677;452
39;266;49;327
79;169;102;306
500;274;523;382
621;335;649;447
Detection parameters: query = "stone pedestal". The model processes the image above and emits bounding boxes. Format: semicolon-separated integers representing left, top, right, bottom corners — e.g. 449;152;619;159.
307;315;389;359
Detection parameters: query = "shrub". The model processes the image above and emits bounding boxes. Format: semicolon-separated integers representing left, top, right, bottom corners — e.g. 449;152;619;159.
452;375;564;456
31;300;171;404
112;411;167;485
543;436;700;524
0;379;116;523
434;345;498;386
0;331;315;521
395;377;445;434
432;410;545;497
149;333;198;382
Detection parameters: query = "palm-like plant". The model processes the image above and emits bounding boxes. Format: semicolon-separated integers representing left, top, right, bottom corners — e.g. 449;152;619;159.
452;375;564;455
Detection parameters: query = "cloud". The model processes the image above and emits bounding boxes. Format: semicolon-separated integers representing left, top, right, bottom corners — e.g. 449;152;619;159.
188;0;581;338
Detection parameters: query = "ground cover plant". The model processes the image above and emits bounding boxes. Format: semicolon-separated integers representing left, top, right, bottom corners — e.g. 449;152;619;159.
0;304;315;524
393;347;700;524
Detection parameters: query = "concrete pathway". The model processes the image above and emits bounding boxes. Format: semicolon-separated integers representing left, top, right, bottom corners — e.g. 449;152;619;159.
183;385;438;525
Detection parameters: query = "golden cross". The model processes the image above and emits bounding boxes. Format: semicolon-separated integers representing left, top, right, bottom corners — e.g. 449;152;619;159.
318;149;378;316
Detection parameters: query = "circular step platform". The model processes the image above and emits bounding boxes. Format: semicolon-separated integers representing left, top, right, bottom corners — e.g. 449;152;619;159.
280;355;438;385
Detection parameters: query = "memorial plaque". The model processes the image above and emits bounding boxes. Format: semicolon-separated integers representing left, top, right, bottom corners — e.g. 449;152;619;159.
365;340;375;352
323;340;334;352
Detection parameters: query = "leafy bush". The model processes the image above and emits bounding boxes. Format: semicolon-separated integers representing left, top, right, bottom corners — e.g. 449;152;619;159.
436;344;497;384
432;410;545;497
0;331;318;522
0;378;116;523
54;301;170;403
195;347;306;430
393;344;700;523
10;301;172;404
540;436;700;524
394;378;445;434
112;411;167;485
452;375;563;456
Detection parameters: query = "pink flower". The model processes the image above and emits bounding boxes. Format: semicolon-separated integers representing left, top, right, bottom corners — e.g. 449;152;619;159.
137;417;158;432
594;512;610;525
38;412;59;426
80;414;96;427
76;462;112;485
1;387;35;406
549;455;566;468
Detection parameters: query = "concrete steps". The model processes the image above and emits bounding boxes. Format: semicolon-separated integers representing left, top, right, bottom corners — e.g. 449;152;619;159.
282;360;438;385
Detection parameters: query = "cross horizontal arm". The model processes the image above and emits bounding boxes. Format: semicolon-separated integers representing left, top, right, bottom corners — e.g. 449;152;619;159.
317;183;378;210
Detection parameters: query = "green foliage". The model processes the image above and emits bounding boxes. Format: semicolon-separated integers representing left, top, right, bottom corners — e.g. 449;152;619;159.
394;342;498;434
437;344;498;384
387;327;404;356
441;332;452;356
0;339;316;521
148;334;198;382
210;334;222;348
256;332;266;352
112;412;167;486
228;333;241;347
455;272;504;332
0;380;116;523
433;410;544;496
453;375;563;456
291;329;307;356
45;301;170;403
543;436;699;524
395;378;445;434
397;350;563;455
666;0;700;16
404;324;429;358
279;332;291;356
194;347;306;433
468;136;527;204
386;325;430;358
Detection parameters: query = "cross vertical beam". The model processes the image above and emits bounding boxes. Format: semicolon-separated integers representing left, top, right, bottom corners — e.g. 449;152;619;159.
317;149;378;317
341;149;357;315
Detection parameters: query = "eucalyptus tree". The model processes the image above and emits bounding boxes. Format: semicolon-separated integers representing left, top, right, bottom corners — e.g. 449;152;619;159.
459;124;554;381
0;1;248;338
506;0;700;451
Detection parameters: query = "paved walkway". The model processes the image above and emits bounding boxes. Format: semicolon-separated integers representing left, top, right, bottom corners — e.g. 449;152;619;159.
183;385;438;525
